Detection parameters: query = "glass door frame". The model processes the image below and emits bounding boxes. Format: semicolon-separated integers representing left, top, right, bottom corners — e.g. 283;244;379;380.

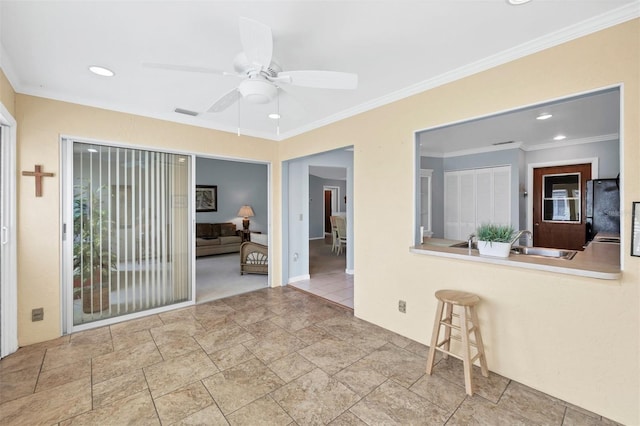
60;136;196;334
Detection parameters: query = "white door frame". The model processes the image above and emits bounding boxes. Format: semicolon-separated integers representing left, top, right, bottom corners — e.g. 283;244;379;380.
0;102;18;358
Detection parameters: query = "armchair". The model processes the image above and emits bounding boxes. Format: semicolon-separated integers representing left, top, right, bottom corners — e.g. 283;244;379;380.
240;233;268;275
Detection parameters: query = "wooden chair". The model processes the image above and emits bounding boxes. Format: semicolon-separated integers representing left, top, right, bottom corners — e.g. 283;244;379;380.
426;289;488;396
329;215;339;253
334;216;347;255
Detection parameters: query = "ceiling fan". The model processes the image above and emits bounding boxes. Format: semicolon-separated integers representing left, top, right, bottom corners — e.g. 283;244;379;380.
144;17;358;114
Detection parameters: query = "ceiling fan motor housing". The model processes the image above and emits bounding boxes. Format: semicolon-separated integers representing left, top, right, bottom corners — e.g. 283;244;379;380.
238;78;277;104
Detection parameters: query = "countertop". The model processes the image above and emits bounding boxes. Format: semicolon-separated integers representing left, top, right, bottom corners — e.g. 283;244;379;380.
411;238;621;280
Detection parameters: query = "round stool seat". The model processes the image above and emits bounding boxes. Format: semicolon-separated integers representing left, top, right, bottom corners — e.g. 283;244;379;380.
435;289;480;307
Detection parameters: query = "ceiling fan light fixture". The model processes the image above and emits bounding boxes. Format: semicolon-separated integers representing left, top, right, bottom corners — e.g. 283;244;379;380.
239;79;277;104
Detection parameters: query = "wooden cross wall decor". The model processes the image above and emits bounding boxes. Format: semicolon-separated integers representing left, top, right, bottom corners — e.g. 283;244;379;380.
22;165;54;197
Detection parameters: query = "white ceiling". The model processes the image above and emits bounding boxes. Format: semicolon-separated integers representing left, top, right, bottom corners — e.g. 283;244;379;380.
1;1;638;142
309;166;347;181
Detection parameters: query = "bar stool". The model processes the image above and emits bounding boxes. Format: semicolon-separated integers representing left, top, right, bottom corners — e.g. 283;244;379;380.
425;289;488;396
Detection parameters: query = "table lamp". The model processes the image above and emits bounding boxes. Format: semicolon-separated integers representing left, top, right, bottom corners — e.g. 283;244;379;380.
237;205;255;230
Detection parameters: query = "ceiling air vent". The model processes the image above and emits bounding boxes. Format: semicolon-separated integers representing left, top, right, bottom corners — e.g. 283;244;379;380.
174;108;198;116
492;140;515;146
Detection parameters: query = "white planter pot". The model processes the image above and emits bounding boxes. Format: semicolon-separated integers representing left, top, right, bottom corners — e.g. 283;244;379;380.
477;241;511;258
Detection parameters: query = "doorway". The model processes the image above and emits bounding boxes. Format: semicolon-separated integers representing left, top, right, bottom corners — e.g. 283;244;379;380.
533;163;592;250
323;186;340;235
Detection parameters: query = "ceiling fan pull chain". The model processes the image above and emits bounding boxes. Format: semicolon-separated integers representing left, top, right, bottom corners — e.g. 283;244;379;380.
237;98;241;137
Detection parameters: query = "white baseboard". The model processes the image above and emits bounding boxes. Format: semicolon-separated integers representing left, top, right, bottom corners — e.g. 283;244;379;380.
309;236;325;241
345;269;354;275
288;274;311;284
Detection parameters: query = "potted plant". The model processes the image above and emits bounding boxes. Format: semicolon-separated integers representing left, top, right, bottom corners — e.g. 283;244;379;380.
73;183;116;313
476;223;515;258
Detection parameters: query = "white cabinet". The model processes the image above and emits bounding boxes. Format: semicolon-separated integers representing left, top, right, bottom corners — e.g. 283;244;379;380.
444;166;511;240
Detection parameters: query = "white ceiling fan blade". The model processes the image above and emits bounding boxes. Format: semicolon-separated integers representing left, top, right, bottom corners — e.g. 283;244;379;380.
206;89;240;113
142;62;237;77
277;70;358;90
238;17;273;68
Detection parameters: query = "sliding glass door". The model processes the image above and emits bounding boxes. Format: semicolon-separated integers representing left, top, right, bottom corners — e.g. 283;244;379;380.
68;141;191;326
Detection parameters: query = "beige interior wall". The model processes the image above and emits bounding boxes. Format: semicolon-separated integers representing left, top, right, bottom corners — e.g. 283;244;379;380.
10;17;639;425
0;69;15;116
278;20;639;425
14;95;279;345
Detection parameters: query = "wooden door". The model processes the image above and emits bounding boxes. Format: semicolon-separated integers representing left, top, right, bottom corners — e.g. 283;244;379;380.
533;163;591;250
324;190;332;233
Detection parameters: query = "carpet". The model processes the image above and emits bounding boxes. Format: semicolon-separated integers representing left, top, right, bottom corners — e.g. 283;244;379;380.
196;253;268;303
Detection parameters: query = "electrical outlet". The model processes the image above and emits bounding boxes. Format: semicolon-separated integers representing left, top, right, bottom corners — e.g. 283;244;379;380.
398;300;406;313
32;308;44;322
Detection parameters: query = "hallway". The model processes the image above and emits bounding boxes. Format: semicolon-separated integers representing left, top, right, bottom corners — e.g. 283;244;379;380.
289;237;353;309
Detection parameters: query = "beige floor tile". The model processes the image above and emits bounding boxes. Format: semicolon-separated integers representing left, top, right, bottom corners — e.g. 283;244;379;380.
194;324;254;354
0;365;40;404
144;349;218;398
271;368;360;425
92;340;163;384
36;358;91;393
153;381;214;424
446;394;533;426
92;368;148;408
242;329;308;364
269;311;316;332
110;314;163;337
330;411;368;425
156;334;203;359
208;344;257;371
334;359;388;397
111;328;154;351
268;352;317;383
293;325;333;345
69;326;111;345
0;377;91;425
498;381;566;425
358;343;427;388
60;389;159;425
173;404;229;425
150;318;205;344
42;339;113;371
430;357;509;403
349;380;449;425
298;337;367;375
243;318;283;336
226;395;294;426
0;347;46;373
228;305;277;326
158;307;197;324
317;316;389;352
202;358;284;414
410;372;468;414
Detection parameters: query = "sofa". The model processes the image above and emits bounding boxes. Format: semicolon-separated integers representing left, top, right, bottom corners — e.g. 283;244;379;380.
196;223;242;257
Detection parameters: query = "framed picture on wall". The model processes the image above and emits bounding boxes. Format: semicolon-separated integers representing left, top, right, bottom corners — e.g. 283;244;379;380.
196;185;217;212
632;202;640;257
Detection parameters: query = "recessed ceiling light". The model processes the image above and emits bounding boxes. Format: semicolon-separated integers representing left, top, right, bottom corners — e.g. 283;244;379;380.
507;0;532;4
553;135;566;141
87;148;98;153
88;65;115;77
536;112;553;120
268;113;281;120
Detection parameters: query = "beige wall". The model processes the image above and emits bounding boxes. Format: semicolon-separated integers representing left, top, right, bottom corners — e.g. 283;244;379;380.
9;18;639;425
14;95;279;345
279;20;639;425
0;69;15;116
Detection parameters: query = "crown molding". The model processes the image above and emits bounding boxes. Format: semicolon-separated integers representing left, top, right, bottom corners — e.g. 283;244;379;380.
280;2;639;141
521;133;619;151
421;141;524;158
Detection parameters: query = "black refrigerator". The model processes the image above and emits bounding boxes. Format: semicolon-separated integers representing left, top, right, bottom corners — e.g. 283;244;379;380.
585;178;620;242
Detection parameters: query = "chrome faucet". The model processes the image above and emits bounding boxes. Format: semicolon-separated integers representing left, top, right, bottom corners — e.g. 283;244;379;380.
510;230;532;247
468;233;475;250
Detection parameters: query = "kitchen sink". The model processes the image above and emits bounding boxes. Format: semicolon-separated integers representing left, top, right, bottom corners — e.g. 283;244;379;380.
450;241;478;249
510;246;577;260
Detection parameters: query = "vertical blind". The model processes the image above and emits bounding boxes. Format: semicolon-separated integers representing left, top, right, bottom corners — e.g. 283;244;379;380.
73;142;190;325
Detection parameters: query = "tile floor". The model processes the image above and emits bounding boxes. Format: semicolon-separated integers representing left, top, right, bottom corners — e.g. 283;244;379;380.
0;287;619;425
290;237;354;309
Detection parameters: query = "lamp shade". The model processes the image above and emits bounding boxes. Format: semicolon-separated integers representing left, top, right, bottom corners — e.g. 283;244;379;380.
237;205;255;218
